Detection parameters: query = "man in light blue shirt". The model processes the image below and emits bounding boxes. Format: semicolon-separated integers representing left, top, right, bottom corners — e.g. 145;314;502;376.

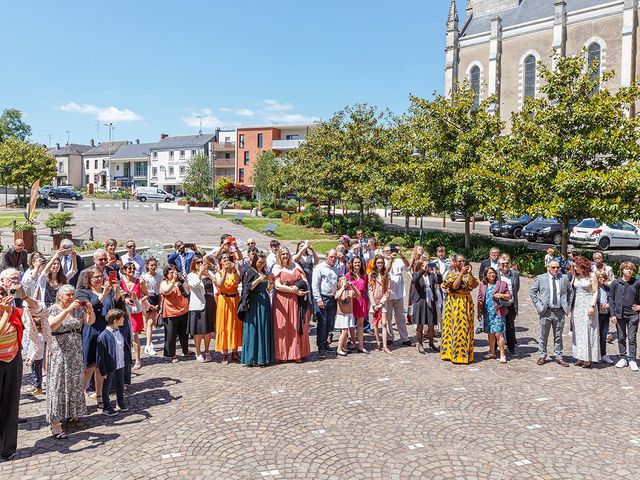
312;249;339;358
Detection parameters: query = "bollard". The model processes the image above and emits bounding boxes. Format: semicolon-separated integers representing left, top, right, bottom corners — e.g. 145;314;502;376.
218;205;223;215
251;207;257;217
120;201;126;210
153;203;159;212
90;201;96;211
58;202;64;212
184;204;191;213
89;227;94;241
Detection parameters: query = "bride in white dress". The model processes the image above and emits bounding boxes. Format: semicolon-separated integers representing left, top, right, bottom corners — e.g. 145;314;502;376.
571;256;600;367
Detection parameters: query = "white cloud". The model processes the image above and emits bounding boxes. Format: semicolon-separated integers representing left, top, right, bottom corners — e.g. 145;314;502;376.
262;99;294;112
220;107;255;117
181;108;241;129
58;102;143;122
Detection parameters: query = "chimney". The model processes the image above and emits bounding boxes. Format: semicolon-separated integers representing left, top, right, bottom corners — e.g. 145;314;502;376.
90;139;95;147
56;143;60;149
160;133;169;140
136;139;140;144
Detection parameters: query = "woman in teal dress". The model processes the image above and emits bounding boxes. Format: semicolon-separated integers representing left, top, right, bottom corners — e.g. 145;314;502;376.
238;253;275;366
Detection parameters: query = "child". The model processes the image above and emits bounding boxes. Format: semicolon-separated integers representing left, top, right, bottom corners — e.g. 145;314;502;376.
544;248;555;267
97;308;129;416
25;314;45;396
334;276;358;356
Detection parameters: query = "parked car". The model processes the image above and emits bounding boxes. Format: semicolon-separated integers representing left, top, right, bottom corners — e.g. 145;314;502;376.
570;218;640;250
134;187;174;202
38;185;54;196
522;216;579;245
489;215;532;238
450;211;485;222
48;187;83;200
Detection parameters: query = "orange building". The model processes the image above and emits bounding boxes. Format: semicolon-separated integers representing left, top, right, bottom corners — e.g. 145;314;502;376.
236;124;314;185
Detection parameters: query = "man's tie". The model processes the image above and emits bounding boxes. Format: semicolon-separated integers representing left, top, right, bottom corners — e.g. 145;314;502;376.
552;276;558;306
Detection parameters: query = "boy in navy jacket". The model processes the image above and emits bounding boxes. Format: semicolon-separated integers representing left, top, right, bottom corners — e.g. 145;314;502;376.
97;309;129;416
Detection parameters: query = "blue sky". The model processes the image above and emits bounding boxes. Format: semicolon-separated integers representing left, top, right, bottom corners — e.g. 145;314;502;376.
1;0;466;146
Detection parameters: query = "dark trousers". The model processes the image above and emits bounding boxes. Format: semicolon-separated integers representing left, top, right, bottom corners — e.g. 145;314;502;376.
598;313;610;356
0;352;22;458
505;305;517;351
164;314;189;358
102;367;125;410
31;359;43;388
616;315;639;360
315;296;337;351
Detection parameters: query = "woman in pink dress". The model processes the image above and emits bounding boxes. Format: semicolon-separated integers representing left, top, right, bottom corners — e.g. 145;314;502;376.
272;247;311;362
346;257;369;353
120;261;148;370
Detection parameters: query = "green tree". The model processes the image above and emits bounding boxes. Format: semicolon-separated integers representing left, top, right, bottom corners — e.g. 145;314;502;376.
182;153;212;200
0;138;56;202
405;83;504;248
486;52;640;254
251;150;284;209
0;108;32;142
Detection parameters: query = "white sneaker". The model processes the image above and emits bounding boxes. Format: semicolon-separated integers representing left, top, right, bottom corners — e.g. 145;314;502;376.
601;355;614;364
616;358;628;368
197;354;205;363
630;360;639;372
146;344;157;356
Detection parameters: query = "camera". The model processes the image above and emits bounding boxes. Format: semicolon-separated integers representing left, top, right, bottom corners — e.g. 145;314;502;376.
227;236;236;245
427;262;437;270
389;244;399;254
78;300;89;307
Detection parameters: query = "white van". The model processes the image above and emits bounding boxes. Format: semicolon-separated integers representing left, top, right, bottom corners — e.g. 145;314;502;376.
134;187;175;202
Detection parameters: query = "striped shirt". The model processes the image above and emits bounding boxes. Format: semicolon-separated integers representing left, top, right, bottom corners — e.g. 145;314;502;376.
0;324;19;363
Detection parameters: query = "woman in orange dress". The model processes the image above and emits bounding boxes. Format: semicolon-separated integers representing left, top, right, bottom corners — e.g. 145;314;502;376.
272;247;311;362
215;253;242;364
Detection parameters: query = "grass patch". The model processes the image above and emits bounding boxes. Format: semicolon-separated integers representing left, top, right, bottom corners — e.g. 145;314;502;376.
0;212;37;228
206;214;338;242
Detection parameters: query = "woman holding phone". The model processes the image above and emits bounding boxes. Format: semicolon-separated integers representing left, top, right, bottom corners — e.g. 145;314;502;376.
215;253;242;364
120;262;148;370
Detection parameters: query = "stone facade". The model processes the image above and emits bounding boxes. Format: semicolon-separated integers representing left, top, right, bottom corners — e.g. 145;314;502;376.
445;0;639;125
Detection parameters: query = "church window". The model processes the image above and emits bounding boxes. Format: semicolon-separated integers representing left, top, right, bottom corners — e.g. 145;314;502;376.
470;65;480;108
523;55;536;99
587;42;601;92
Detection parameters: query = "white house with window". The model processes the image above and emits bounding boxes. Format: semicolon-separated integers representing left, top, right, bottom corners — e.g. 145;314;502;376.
446;0;632;126
149;133;216;194
47;143;92;188
108;141;154;189
82;141;128;189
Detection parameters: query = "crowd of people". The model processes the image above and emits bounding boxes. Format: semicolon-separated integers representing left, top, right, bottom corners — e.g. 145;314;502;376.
0;231;638;460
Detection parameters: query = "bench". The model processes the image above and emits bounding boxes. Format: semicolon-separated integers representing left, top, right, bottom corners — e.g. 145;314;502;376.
261;223;278;236
231;213;246;224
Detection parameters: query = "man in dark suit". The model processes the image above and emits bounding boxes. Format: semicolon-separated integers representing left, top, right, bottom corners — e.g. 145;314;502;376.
167;240;195;276
479;247;501;280
530;259;574;366
1;239;28;273
59;238;84;287
497;254;520;355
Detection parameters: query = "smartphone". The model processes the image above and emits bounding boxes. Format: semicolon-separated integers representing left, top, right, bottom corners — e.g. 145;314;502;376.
427;262;437;269
389;244;399;253
108;271;117;283
9;286;25;299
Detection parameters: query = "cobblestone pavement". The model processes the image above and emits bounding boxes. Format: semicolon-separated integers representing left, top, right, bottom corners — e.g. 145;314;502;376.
2;271;640;480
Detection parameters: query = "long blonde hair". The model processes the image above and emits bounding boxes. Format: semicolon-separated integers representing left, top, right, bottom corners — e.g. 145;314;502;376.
276;246;294;269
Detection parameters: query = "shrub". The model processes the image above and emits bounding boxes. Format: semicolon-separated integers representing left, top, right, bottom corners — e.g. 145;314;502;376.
322;221;333;233
261;207;274;217
240;200;253;210
389;236;406;247
286;199;298;212
289;213;299;225
281;212;291;224
271;210;285;218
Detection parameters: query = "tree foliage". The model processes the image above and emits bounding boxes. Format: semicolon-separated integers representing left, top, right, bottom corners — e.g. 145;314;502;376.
0;108;32;143
0;138;56;189
183;153;212;200
251;150;285;207
485;52;640;254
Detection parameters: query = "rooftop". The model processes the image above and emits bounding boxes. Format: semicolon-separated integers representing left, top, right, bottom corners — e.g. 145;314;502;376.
150;133;216;150
47;143;93;156
82;141;129;156
111;142;154;160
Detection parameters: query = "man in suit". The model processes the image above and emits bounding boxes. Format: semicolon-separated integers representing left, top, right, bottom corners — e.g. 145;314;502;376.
498;254;520;355
59;238;84;287
167;240;195;276
530;259;574;366
0;239;28;273
479;247;500;280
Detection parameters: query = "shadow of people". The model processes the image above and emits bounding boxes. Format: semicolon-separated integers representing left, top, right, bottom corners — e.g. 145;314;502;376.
20;430;120;459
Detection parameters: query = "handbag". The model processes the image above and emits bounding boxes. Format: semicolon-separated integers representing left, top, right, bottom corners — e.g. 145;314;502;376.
126;297;143;315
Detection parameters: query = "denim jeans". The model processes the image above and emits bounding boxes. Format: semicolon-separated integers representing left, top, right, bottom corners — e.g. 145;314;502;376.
102;367;125;410
31;359;43;389
616;315;639;360
315;295;336;351
598;313;610;357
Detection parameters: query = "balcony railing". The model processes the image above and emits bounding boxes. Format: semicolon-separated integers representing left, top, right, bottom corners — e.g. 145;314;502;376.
272;139;304;150
213;158;234;168
213;141;235;151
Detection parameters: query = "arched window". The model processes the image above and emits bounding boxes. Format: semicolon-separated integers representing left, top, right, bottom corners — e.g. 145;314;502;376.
523;55;536;99
587;42;601;92
470;65;481;108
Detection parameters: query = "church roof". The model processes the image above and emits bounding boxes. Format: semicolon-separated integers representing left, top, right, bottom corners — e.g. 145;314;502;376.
462;0;611;37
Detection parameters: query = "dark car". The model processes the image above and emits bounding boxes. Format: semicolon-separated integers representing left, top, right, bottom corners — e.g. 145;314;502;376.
450;211;485;222
48;186;83;201
522;216;579;245
489;215;532;238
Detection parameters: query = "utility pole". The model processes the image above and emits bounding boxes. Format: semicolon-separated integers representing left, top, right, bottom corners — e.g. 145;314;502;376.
65;130;71;145
196;115;206;135
47;135;53;148
104;122;116;190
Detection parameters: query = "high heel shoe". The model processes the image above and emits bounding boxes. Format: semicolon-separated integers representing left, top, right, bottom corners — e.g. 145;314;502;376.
417;343;425;354
429;341;440;352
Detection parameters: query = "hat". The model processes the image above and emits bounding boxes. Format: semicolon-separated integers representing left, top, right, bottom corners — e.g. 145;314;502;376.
340;235;351;243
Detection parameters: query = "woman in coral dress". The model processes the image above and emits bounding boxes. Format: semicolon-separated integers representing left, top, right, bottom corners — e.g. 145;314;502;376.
272;247;311;362
215;254;242;364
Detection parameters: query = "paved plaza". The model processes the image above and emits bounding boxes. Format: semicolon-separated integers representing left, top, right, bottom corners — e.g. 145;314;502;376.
2;263;640;479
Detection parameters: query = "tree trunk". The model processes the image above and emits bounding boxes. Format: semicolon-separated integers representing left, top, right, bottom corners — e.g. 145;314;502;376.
561;214;569;257
464;217;471;249
273;192;277;210
405;213;410;235
359;202;364;226
327;198;332;217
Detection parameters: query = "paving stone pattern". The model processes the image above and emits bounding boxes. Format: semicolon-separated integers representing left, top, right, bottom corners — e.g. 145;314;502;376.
1;213;639;479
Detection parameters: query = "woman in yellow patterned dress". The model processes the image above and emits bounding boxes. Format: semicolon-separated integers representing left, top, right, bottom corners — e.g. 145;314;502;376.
440;254;479;364
215;253;242;364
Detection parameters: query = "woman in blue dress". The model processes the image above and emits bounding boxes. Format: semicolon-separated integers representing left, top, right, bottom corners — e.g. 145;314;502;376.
238;253;275;366
477;267;511;364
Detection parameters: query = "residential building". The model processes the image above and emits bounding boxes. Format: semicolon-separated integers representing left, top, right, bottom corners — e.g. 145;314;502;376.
212;128;236;180
108;140;154;189
236;124;314;186
47;143;92;188
149;133;216;194
82;141;128;189
445;0;637;126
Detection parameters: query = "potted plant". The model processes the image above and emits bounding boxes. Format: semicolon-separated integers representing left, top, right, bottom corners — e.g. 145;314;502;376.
44;212;74;249
13;222;36;252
